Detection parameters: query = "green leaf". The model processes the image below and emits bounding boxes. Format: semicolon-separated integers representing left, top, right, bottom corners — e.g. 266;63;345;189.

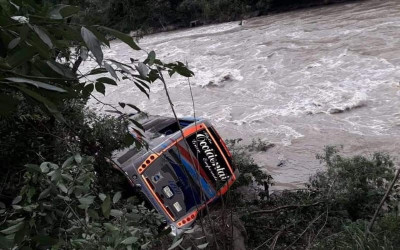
134;78;150;90
99;193;106;201
46;61;75;78
126;103;141;113
103;223;118;231
74;154;82;164
61;173;73;181
12;205;22;210
49;4;80;19
40;162;50;173
110;209;123;217
104;62;118;80
6;46;36;68
38;187;51;200
25;164;41;172
87;68;107;75
62;156;74;168
129;118;145;131
79;196;95;206
97;77;117;86
101;195;111;218
8;37;20;49
59;5;80;18
121;236;138;245
81;27;103;66
12;196;22;205
136;62;149;78
147;51;156;66
31;25;53;49
168;238;183;250
0;221;24;234
50;169;61;181
95;81;105;95
197;243;209;249
112;191;121;204
99;26;140;50
124;133;135;146
133;81;149;98
86;26;110;47
58;183;68;193
83;83;94;95
6;77;66;92
175;65;194;77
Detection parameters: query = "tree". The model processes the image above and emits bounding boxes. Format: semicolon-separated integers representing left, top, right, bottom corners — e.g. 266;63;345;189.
0;1;194;248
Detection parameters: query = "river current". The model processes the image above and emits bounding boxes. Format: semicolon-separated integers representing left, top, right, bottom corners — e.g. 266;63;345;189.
88;0;400;189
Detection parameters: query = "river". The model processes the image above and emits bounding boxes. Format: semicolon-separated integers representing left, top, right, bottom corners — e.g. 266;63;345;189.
88;0;400;189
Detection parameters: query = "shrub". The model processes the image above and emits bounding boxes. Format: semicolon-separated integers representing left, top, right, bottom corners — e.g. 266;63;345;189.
310;146;395;220
0;155;164;249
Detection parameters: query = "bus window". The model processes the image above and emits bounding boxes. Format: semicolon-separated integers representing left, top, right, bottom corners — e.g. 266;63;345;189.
158;120;193;135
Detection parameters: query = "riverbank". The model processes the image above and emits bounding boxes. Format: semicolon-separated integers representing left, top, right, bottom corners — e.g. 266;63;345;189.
130;0;366;35
80;0;365;35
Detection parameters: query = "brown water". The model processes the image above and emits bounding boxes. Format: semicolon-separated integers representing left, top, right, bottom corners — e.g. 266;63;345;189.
87;0;400;189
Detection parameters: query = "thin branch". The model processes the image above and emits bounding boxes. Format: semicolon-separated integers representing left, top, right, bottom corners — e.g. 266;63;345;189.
367;168;400;234
249;201;323;215
284;212;326;250
253;230;282;250
270;230;283;250
306;206;329;250
64;200;88;231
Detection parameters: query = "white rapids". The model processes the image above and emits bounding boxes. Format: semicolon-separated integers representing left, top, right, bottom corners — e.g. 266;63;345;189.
86;0;400;189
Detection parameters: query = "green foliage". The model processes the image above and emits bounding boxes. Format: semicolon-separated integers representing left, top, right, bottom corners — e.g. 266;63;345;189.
314;216;400;250
310;146;395;220
0;155;164;249
1;1;195;249
0;0;192;120
235;146;398;249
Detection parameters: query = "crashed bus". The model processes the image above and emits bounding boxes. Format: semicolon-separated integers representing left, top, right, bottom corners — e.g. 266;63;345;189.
111;115;238;234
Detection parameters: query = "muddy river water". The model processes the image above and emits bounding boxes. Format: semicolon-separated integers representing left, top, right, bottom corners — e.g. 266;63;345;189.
88;0;400;189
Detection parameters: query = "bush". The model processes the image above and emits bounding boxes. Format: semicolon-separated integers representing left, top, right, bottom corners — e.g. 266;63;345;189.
310;146;395;220
235;146;398;249
0;155;164;249
314;215;400;250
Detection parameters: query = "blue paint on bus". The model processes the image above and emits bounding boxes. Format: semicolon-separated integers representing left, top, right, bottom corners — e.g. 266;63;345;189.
178;156;216;199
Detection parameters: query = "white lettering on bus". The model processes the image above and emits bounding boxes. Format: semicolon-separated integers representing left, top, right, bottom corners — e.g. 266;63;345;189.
193;133;229;181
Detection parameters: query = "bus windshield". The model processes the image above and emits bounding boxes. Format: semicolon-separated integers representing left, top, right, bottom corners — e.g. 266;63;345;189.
184;127;233;188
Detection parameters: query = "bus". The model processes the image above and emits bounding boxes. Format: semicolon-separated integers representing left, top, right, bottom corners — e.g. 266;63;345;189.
111;115;238;234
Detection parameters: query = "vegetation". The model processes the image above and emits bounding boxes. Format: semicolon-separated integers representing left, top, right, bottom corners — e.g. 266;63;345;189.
230;145;400;249
0;1;193;248
58;0;355;33
1;0;398;249
0;155;164;249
